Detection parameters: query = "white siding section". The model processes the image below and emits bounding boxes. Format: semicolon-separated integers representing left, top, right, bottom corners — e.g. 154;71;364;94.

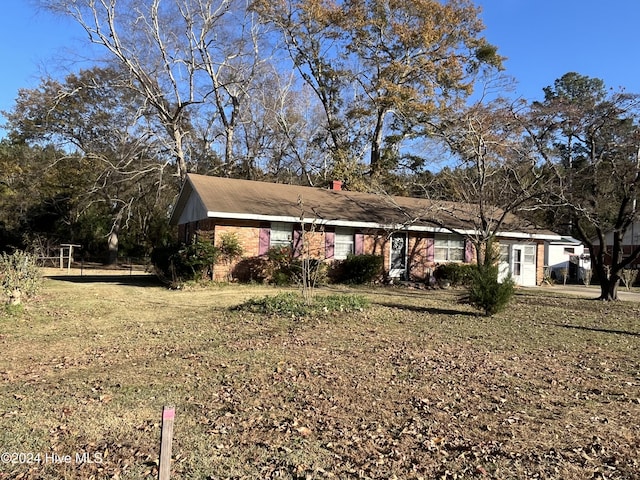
176;194;208;225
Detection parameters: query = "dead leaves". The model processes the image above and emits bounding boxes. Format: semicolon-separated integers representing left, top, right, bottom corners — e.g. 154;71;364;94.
3;287;640;479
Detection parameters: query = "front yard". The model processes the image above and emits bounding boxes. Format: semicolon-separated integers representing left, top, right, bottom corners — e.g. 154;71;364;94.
0;275;638;479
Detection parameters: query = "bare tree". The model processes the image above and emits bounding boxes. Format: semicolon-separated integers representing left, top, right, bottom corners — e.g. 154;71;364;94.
42;0;268;180
429;97;550;265
252;0;360;182
253;0;503;185
242;71;331;186
525;72;640;300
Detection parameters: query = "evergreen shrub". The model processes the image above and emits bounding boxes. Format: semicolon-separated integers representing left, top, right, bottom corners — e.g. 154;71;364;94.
335;254;384;284
465;264;515;316
433;263;475;286
151;240;219;283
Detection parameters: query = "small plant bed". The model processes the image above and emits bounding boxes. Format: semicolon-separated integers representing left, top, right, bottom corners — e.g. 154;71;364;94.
235;291;370;317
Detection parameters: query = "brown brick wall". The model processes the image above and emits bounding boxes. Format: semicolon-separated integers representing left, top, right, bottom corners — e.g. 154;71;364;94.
536;241;545;285
363;232;437;280
300;228;327;259
210;224;261;281
208;223;329;281
408;234;432;281
364;231;389;268
178;221;547;284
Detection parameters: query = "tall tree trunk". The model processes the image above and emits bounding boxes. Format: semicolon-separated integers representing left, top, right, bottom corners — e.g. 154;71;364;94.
107;210;123;266
107;229;119;266
172;123;188;181
599;275;620;300
599;230;625;300
370;108;386;177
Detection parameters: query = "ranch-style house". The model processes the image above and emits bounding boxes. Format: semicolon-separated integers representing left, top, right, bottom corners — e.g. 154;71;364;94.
170;174;562;286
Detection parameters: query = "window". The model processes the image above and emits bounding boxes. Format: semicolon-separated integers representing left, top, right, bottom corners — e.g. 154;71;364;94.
513;248;522;276
434;236;465;262
334;228;354;260
499;244;510;263
270;222;292;248
564;247;575;255
524;245;536;264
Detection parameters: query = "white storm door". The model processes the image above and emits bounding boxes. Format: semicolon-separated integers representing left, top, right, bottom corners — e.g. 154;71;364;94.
511;245;524;285
389;233;407;279
511;244;537;286
521;244;537;286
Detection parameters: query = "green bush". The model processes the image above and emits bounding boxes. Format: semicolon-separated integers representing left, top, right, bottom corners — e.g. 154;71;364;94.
433;263;475;286
334;254;384;284
150;244;178;279
465;264;515;316
218;232;244;260
233;257;271;283
0;250;42;304
151;240;219;283
256;247;328;286
264;246;296;285
236;292;370;316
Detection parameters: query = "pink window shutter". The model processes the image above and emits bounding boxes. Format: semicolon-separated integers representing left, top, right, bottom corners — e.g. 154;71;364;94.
355;233;365;255
325;231;335;259
464;239;475;263
293;229;303;258
258;227;270;255
426;237;434;262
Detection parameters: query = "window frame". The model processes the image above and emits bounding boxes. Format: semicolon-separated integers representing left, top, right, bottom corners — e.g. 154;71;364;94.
334;227;354;260
523;244;536;265
434;235;465;262
270;222;292;249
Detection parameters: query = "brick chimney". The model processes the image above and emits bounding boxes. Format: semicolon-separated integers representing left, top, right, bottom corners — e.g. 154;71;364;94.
330;180;343;191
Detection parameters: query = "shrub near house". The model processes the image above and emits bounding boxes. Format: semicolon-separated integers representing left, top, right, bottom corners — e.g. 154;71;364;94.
0;250;42;308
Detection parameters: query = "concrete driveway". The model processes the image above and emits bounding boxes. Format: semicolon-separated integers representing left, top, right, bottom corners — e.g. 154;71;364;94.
528;284;640;302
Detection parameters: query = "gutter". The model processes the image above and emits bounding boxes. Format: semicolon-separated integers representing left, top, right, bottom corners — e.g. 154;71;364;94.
206;211;562;241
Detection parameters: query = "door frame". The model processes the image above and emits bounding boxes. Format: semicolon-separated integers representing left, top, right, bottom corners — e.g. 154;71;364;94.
498;242;537;286
389;232;408;279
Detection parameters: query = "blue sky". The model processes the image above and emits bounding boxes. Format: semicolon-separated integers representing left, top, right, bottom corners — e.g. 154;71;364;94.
1;1;639;134
478;1;640;100
0;2;87;114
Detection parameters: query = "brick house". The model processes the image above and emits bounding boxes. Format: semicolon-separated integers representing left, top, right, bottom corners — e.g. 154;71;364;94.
169;174;561;286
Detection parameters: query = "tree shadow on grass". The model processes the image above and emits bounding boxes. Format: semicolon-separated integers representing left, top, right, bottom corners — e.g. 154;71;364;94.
553;323;640;337
46;275;164;287
376;301;477;317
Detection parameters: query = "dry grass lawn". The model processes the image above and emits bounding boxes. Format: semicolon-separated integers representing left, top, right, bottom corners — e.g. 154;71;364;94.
0;271;639;479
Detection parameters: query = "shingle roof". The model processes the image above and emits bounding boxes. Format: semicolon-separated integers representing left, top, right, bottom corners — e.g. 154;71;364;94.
170;174;559;239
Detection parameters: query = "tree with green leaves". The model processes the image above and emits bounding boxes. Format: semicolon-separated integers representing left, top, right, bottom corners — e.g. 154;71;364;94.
254;0;502;186
5;66;174;263
526;72;640;300
0;140;83;252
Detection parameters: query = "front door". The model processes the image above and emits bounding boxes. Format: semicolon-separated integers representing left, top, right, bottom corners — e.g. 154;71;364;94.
389;233;407;279
509;244;537;286
498;243;537;286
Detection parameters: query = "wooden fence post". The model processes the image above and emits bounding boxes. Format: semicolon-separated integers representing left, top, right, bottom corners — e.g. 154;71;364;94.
158;406;175;480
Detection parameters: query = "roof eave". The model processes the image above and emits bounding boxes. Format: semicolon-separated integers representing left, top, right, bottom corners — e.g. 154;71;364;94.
206;211;561;239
